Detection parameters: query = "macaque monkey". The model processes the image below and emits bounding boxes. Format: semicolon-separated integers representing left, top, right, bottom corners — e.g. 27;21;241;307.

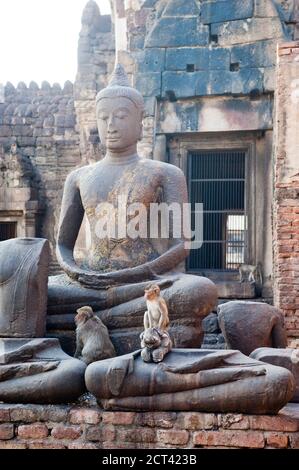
144;284;169;331
74;306;116;365
239;262;263;285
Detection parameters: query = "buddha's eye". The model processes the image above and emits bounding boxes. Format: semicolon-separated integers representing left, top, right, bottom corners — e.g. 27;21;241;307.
98;114;108;121
115;112;128;119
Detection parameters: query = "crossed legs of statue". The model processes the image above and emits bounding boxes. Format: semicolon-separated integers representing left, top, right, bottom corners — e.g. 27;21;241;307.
47;273;218;353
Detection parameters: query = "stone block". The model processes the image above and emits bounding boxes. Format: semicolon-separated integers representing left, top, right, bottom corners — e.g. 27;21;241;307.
162;71;207;98
137;48;165;73
0;424;14;440
216;281;256;298
166;48;209;71
254;0;278;18
136;73;161;97
164;0;200;16
117;427;157;444
51;425;81;440
231;40;276;68
69;408;101;425
0;408;10;422
201;0;254;24
17;424;49;439
135;412;177;429
157;429;189;446
265;432;289;448
263;67;276;92
176;413;216;430
193;430;264;448
211;18;284;46
146;18;209;48
231;68;264;94
209;48;231;70
86;425;115;442
209;70;232;94
102;412;135;425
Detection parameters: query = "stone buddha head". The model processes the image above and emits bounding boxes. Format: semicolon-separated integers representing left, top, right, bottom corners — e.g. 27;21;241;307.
96;64;144;155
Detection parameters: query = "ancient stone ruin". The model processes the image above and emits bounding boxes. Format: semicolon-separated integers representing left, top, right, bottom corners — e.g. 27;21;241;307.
0;0;299;450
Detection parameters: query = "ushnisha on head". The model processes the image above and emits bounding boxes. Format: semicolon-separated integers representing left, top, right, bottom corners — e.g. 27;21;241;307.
96;63;144;115
95;64;144;155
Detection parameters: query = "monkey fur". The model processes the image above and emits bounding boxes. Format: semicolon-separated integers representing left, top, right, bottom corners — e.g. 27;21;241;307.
144;284;169;331
74;306;116;365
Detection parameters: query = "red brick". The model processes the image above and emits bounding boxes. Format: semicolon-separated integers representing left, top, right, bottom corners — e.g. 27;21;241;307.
51;425;81;440
10;407;39;423
28;441;66;449
102;412;135;425
249;415;299;432
218;414;250;430
0;442;27;449
117;427;156;444
17;424;49;439
0;408;10;422
157;430;189;446
135;412;176;428
265;432;289;448
193;431;264;448
176;412;216;430
0;424;14;440
68;442;100;449
69;408;101;425
86;425;115;442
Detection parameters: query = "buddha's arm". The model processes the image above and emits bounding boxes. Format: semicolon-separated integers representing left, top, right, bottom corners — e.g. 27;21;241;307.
56;169;85;279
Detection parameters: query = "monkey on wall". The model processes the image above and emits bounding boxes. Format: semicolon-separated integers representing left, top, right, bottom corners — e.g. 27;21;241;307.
143;284;169;331
74;306;116;365
239;262;263;285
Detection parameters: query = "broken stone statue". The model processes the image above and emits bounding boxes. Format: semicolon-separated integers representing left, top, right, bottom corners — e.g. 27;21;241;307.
47;63;218;355
0;238;86;403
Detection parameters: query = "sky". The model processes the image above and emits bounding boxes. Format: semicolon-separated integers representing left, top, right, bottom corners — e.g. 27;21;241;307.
0;0;111;86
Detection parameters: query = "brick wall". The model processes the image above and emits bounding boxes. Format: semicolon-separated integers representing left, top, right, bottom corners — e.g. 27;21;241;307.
0;404;298;449
273;42;299;340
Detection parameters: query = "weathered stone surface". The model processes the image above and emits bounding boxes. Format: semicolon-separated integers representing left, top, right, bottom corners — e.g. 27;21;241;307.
146;18;209;48
0;238;49;338
218;301;287;355
231;40;277;68
250;347;299;402
201;0;254;24
86;349;294;414
136;72;161;97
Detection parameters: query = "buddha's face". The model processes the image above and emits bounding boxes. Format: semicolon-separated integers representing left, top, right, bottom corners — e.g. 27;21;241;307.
96;97;142;153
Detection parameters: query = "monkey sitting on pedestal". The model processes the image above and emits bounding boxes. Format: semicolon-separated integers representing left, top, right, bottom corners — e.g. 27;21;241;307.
239;262;263;285
74;306;116;365
140;285;172;363
143;284;170;331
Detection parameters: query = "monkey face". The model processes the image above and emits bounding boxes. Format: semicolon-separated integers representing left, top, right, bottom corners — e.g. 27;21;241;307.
144;284;160;301
142;328;161;349
75;306;93;325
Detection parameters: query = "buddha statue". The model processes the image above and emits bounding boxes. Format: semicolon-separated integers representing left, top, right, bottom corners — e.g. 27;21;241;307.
47;64;218;354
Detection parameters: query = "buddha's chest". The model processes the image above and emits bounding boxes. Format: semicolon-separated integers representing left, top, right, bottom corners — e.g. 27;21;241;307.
79;165;163;217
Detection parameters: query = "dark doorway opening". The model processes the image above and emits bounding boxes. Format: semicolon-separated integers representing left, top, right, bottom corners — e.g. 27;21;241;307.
0;222;17;241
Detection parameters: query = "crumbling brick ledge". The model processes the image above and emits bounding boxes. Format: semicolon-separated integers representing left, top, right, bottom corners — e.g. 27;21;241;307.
0;403;299;449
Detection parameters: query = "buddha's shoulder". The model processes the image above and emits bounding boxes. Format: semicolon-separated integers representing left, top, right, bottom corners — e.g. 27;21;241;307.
65;162;99;182
138;158;185;179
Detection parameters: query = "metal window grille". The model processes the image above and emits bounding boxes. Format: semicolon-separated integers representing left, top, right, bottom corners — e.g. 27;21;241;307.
187;150;247;271
0;222;17;241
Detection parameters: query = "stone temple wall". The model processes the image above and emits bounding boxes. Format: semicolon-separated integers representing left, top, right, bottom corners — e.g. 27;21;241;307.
273;41;299;341
0;81;80;273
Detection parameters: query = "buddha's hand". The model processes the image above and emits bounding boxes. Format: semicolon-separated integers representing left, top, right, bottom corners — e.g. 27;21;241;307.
77;272;120;289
